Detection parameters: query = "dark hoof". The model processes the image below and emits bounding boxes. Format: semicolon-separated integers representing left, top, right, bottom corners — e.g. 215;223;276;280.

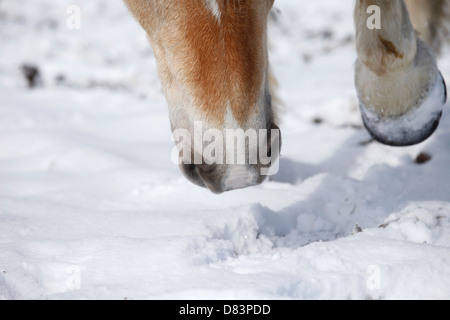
360;72;447;147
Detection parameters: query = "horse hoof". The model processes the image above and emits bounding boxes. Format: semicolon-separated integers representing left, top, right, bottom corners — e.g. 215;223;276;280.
360;72;447;147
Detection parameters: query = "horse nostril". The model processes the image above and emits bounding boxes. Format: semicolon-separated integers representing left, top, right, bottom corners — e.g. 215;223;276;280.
195;163;217;174
195;163;225;194
179;163;225;193
179;163;206;188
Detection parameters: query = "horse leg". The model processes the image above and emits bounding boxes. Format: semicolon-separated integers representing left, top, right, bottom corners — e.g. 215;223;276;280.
405;0;448;55
354;0;447;146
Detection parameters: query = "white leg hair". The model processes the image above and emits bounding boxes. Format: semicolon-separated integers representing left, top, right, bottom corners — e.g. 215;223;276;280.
354;0;447;146
405;0;449;56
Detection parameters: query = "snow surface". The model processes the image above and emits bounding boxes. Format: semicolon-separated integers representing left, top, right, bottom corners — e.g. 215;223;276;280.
1;0;450;300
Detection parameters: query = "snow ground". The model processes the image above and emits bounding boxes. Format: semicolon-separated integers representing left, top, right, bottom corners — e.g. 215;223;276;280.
1;0;450;300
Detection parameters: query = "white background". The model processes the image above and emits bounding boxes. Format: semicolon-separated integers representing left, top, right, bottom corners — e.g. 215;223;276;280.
0;0;449;299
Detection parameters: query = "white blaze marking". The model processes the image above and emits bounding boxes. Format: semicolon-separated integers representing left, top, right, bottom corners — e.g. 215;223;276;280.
204;0;221;21
223;165;258;191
